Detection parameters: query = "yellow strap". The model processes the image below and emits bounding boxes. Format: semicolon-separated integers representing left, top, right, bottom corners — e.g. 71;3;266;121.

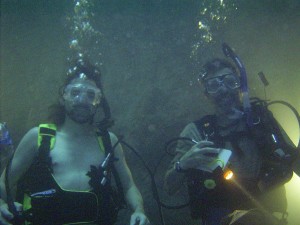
23;193;31;211
38;124;57;150
23;194;33;225
96;135;105;153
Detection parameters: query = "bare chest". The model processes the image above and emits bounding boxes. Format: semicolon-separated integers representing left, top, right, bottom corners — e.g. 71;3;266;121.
49;133;105;191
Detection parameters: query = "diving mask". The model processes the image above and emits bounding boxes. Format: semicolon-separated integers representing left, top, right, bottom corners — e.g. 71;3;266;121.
63;83;102;106
204;73;240;94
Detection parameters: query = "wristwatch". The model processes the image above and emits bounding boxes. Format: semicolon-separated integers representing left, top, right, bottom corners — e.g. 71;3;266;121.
174;160;186;173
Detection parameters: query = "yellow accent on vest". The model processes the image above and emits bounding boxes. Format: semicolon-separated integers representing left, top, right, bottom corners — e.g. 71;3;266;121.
38;123;57;149
23;193;32;225
204;179;216;189
96;135;105;153
23;193;31;211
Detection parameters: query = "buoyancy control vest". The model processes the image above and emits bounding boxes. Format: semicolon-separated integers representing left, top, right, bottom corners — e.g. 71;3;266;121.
187;99;297;219
16;124;125;225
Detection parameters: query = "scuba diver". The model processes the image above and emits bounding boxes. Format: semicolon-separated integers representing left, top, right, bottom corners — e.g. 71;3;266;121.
0;122;13;172
0;56;150;225
164;44;298;225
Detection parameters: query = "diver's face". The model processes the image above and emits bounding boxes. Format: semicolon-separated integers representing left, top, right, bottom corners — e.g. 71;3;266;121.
63;78;102;124
204;68;241;110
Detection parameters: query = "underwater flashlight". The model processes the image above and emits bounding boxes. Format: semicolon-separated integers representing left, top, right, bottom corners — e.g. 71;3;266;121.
224;168;234;180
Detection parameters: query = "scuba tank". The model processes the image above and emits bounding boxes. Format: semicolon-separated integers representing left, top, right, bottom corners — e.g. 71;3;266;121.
221;43;299;189
249;98;297;191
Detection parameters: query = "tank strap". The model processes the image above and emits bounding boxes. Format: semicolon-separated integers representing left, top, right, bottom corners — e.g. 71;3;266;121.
38;124;57;150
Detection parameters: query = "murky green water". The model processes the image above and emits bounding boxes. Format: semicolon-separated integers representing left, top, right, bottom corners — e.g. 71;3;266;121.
1;1;299;224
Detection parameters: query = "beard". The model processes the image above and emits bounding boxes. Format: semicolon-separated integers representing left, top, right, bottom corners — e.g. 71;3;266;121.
213;91;241;115
66;104;96;124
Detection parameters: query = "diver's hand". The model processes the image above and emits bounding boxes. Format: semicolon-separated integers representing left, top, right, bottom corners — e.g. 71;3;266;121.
179;141;221;170
130;211;150;225
0;201;23;225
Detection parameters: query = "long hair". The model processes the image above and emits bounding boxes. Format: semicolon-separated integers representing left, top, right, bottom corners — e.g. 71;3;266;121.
47;57;106;127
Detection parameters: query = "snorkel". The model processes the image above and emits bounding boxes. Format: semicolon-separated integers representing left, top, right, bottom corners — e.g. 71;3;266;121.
222;43;253;126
